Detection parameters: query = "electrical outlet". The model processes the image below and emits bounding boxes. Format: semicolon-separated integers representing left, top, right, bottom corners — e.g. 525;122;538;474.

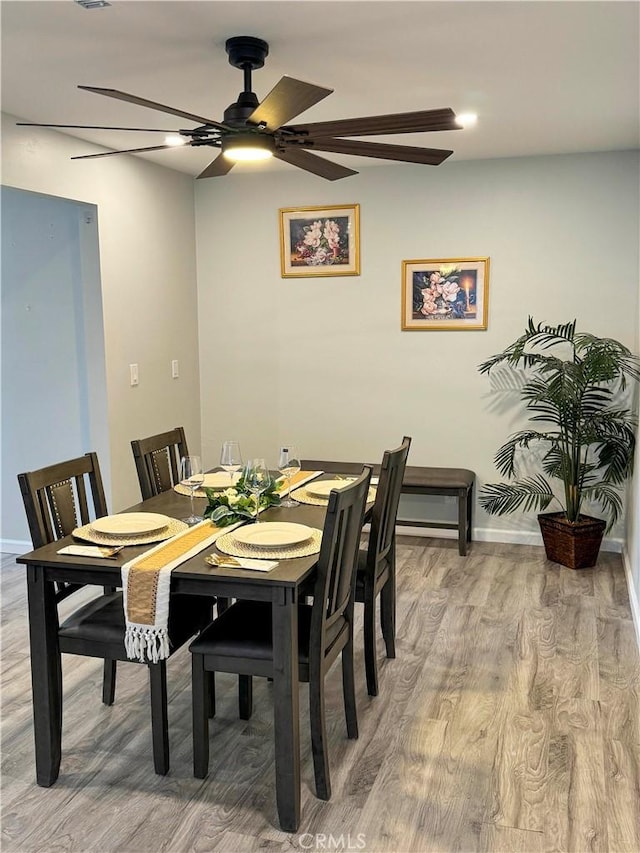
171;359;179;379
129;363;139;386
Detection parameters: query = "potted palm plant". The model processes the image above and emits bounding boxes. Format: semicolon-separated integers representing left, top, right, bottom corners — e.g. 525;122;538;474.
479;317;640;569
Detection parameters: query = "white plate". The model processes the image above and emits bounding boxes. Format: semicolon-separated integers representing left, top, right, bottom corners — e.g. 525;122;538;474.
232;522;314;548
91;512;170;536
202;472;241;490
305;478;355;498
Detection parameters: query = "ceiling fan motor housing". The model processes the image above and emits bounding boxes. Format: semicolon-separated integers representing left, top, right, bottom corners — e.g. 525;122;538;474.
223;91;260;127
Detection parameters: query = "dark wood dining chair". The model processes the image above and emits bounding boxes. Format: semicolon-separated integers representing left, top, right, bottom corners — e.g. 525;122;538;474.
18;451;211;775
131;426;189;500
189;466;372;800
301;436;411;696
355;436;411;696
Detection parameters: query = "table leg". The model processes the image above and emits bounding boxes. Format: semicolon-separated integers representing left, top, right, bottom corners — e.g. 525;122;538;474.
26;565;62;786
272;589;300;832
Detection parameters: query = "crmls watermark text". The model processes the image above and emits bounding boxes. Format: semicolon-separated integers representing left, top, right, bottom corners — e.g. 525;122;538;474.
298;833;367;850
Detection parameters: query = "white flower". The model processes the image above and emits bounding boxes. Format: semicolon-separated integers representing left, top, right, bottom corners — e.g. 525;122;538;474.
303;220;323;248
308;247;330;265
441;281;460;302
323;219;340;249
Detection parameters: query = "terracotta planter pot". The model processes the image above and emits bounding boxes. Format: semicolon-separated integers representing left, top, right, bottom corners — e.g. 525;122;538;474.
538;512;606;570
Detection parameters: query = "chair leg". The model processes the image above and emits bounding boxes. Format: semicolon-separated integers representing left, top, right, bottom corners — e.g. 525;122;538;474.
148;662;169;775
363;585;379;697
192;654;209;779
216;596;231;616
342;636;359;740
102;659;117;706
380;575;396;660
309;676;331;800
239;674;253;720
206;671;216;719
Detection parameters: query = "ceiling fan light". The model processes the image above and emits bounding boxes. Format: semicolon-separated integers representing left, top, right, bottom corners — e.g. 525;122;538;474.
165;134;186;147
223;134;274;162
456;113;478;128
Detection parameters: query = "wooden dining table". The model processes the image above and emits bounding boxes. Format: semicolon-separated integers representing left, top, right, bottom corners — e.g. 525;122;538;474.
17;473;363;833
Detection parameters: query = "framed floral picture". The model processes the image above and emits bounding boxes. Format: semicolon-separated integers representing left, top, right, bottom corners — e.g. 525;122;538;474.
279;204;360;277
401;257;490;331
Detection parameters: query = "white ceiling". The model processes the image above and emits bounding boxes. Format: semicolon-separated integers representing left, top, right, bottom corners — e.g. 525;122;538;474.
2;0;639;179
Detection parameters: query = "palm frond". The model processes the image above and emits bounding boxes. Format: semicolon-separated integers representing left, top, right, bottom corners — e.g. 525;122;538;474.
581;484;624;532
590;428;636;483
493;430;556;477
479;474;557;516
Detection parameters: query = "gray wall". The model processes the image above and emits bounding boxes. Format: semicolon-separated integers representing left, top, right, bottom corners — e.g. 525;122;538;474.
1;187;108;545
195;150;639;548
1;112;201;530
626;276;640;638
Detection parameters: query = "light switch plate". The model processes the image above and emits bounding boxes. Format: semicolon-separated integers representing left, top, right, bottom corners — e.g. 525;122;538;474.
129;363;139;386
171;359;179;379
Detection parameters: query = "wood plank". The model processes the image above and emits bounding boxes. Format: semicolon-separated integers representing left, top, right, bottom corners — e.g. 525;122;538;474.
2;539;639;853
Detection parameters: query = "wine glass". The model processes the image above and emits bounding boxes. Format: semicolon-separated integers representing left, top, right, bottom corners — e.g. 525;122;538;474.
243;458;270;523
180;455;204;525
278;446;301;508
220;440;242;488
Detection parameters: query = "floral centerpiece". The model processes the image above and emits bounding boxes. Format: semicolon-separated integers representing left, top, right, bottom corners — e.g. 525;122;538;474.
203;471;282;527
295;218;346;266
414;265;467;320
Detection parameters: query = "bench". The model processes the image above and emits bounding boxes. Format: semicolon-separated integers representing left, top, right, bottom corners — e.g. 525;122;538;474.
301;460;475;556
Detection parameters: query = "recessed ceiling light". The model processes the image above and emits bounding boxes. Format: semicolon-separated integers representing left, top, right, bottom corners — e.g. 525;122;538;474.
74;0;111;9
165;135;187;147
456;113;478;128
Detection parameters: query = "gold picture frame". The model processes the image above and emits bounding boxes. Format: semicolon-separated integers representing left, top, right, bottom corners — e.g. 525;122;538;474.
401;257;490;331
279;204;360;277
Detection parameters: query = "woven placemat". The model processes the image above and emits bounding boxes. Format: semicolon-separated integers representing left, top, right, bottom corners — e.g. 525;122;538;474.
216;527;323;560
174;483;207;497
291;485;377;506
73;517;188;546
174;474;238;498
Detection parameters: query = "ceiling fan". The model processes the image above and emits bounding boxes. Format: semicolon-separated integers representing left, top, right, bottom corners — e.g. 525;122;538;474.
17;35;464;181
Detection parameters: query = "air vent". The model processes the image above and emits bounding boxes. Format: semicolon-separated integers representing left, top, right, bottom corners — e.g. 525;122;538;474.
74;0;111;9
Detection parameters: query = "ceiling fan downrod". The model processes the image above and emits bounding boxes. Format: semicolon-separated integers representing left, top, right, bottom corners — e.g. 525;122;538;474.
223;36;269;128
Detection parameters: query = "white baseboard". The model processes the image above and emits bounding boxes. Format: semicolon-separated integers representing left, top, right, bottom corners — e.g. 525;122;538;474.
1;539;32;555
622;547;640;649
396;525;623;553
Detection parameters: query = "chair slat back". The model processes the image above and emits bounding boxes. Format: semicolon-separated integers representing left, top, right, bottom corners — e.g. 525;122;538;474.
367;436;411;569
312;467;372;652
18;452;108;602
131;427;189;500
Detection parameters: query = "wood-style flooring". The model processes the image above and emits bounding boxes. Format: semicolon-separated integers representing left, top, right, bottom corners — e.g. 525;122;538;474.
1;539;639;853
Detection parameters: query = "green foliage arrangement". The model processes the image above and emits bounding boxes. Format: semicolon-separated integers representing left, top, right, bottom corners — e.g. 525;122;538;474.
203;471;282;527
478;317;640;532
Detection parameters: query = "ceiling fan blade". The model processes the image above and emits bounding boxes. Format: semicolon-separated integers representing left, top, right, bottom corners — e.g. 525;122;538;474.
197;154;235;179
16;122;181;132
71;144;178;160
274;147;357;181
287;107;460;138
78;86;228;130
248;76;333;131
302;138;453;165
